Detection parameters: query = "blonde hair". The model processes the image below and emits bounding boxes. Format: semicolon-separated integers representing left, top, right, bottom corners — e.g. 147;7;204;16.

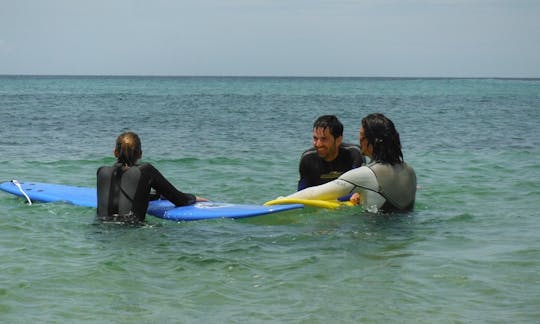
115;132;142;166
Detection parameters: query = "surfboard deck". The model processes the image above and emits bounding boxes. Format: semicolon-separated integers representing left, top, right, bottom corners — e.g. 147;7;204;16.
0;181;303;221
264;197;353;209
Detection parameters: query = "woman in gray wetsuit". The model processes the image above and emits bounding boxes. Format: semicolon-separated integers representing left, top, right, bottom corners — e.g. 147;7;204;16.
97;132;207;223
285;113;416;213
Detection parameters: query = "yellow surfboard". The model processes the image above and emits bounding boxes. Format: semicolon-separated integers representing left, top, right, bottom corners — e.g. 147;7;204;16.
264;198;353;209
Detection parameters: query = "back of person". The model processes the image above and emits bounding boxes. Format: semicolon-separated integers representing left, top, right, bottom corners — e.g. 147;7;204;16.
96;132;199;224
368;162;416;211
97;163;158;223
97;164;141;221
339;161;416;212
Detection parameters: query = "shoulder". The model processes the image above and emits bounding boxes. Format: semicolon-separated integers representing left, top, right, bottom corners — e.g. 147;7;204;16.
340;143;362;155
135;163;159;174
368;162;416;180
136;163;152;169
340;143;365;164
300;147;320;162
402;162;417;177
96;165;114;176
97;165;115;175
97;165;111;172
339;165;376;182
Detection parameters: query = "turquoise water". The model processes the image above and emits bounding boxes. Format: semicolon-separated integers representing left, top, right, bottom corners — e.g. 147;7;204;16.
1;76;539;322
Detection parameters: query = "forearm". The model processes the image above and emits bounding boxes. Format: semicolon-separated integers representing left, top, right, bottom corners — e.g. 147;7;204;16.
286;179;354;201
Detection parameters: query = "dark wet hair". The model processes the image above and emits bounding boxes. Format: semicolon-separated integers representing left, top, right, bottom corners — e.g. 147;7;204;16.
313;115;343;139
115;132;142;167
362;113;403;164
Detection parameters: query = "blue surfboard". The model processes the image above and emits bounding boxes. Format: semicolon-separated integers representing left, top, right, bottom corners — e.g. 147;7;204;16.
0;180;303;221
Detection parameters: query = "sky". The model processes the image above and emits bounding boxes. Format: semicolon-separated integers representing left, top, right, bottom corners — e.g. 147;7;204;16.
1;0;539;77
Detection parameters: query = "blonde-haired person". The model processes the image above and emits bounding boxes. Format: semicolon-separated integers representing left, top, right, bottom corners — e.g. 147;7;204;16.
97;132;207;223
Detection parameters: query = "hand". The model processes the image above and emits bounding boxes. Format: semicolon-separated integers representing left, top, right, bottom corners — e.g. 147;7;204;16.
349;193;361;206
196;196;209;202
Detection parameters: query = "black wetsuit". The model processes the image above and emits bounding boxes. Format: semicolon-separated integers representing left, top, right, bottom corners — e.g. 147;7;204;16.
298;143;365;190
96;163;196;223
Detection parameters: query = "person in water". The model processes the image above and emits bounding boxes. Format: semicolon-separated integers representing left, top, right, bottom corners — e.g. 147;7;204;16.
286;113;416;212
97;131;207;223
297;115;365;191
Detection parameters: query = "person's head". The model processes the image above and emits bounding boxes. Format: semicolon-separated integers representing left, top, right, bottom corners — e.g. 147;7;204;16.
114;131;142;167
312;115;343;162
359;113;403;164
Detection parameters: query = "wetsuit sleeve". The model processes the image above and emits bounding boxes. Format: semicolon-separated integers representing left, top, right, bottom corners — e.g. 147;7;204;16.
297;179;308;191
143;164;196;206
338;166;379;192
287;170;357;202
298;158;310;191
298;150;317;191
287;178;354;201
286;166;378;201
298;154;308;190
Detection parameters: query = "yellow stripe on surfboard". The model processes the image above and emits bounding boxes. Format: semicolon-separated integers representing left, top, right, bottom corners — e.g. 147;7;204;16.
264;198;353;209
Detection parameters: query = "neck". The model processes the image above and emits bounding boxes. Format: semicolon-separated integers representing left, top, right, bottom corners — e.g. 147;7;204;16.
324;150;339;162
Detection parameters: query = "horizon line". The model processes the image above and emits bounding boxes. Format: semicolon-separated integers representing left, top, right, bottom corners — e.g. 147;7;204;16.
1;73;539;80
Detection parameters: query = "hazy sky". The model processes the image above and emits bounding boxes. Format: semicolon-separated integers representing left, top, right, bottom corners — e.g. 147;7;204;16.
1;0;539;77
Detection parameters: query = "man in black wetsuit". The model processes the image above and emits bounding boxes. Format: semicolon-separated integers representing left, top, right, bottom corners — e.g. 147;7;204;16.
297;115;365;191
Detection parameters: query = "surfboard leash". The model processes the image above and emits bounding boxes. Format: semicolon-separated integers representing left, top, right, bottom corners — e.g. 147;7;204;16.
11;180;33;205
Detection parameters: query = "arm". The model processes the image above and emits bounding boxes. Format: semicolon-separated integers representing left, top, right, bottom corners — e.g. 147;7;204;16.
287;166;379;201
297;150;318;191
287;178;355;201
144;164;197;206
298;153;308;191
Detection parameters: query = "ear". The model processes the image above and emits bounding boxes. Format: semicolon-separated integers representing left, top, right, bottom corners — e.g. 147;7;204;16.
114;149;119;158
335;135;343;146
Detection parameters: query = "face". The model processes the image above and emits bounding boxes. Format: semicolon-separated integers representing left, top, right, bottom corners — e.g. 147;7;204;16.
313;127;342;161
359;127;373;158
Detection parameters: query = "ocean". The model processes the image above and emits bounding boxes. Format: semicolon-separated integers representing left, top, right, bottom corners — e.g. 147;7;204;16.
0;76;539;323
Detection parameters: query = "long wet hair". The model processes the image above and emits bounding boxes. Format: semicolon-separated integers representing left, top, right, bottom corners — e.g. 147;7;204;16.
362;113;403;164
313;115;343;139
115;131;142;167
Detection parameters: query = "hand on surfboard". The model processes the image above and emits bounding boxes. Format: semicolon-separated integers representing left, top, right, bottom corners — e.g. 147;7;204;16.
349;193;361;206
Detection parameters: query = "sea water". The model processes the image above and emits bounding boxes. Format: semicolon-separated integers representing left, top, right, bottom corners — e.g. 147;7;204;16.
0;76;539;323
